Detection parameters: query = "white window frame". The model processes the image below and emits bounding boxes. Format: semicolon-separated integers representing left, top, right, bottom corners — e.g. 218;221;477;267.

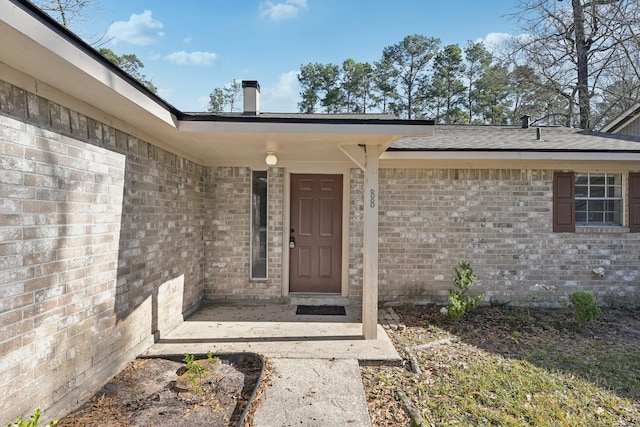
574;172;623;227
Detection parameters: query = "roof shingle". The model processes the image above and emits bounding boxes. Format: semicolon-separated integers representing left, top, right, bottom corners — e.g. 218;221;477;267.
391;124;640;152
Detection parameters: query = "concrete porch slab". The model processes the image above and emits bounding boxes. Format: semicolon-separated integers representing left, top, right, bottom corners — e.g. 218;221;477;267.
144;303;401;363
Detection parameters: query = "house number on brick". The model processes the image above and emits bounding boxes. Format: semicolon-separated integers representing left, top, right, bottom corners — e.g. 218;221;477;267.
370;189;376;208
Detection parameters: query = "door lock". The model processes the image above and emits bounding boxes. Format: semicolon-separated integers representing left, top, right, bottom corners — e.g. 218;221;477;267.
289;236;295;249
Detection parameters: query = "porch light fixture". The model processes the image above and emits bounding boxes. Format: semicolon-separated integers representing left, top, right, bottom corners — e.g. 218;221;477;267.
265;152;278;166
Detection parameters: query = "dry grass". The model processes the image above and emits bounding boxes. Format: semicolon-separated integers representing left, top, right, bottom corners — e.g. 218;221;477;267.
362;305;640;426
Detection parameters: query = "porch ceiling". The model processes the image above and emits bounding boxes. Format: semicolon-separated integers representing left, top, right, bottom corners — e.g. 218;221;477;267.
173;119;433;166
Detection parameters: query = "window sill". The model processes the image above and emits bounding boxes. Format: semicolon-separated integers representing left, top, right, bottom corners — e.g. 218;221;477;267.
575;226;630;234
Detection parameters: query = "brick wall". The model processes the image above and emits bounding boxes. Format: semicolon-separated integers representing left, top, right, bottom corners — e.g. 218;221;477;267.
266;167;284;290
0;80;205;423
369;168;640;306
204;166;283;300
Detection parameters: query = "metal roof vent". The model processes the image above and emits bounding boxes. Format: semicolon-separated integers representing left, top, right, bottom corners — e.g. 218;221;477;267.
521;115;531;128
242;80;260;115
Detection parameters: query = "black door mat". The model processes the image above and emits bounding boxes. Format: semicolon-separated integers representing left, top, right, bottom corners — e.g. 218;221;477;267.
296;305;346;316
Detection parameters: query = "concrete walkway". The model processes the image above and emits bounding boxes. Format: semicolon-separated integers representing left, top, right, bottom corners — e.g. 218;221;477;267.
144;303;401;426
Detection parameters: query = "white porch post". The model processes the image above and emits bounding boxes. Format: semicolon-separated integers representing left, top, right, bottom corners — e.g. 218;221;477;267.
362;144;379;339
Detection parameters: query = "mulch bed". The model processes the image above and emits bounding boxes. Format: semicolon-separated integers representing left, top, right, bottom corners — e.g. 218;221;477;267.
57;354;264;427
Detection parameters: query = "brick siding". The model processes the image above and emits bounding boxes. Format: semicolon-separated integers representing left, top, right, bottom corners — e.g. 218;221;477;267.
0;80;205;423
356;168;640;306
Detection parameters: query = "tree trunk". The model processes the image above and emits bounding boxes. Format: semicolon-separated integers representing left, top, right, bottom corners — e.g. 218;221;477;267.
572;0;590;129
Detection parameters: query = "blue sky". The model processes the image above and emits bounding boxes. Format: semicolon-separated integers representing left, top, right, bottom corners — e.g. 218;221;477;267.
74;1;521;112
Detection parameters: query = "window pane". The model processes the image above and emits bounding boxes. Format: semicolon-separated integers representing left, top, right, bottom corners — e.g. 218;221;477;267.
588;200;604;212
575;211;586;223
590;185;605;197
605;212;622;224
575;174;588;185
608;185;622;197
609;200;622;225
607;175;622;186
590;175;605;186
612;199;622;212
575;185;588;197
588;211;604;223
251;171;268;279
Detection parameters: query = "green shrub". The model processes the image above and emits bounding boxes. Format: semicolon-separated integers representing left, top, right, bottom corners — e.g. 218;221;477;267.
446;261;483;320
566;290;601;326
7;408;58;427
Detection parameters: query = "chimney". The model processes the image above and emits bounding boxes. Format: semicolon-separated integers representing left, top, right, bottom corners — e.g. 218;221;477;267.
521;115;531;128
242;80;260;115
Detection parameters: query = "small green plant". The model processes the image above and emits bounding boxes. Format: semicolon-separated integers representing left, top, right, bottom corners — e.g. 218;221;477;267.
207;350;219;364
446;261;483;320
563;290;602;327
183;353;205;376
182;353;205;394
7;408;58;427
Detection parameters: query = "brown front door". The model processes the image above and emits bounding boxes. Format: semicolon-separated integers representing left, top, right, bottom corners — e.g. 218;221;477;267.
289;174;343;293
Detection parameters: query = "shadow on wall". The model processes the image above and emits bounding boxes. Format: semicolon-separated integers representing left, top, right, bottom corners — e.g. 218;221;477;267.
0;82;205;423
112;131;205;340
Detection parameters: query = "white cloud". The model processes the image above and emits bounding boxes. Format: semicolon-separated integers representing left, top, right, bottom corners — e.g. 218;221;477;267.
475;32;512;53
157;88;174;99
260;0;307;21
183;35;192;44
261;70;300;112
106;10;164;46
163;51;218;67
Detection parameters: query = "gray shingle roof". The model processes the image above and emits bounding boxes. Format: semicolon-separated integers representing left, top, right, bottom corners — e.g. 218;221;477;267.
391;124;640;152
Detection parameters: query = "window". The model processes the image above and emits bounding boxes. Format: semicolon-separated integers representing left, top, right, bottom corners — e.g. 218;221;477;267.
553;171;640;233
575;173;622;226
250;171;268;279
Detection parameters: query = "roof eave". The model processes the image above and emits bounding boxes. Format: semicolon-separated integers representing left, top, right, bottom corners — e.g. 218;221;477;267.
600;103;640;133
1;0;179;129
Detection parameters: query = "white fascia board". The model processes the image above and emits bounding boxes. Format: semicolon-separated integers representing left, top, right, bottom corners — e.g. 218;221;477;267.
177;119;433;137
381;150;640;162
1;0;176;128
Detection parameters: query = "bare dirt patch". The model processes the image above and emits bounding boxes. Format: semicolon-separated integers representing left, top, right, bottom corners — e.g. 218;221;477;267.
57;353;263;427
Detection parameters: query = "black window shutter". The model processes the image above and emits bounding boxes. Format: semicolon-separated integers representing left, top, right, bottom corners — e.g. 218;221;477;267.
553;172;575;232
629;173;640;233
